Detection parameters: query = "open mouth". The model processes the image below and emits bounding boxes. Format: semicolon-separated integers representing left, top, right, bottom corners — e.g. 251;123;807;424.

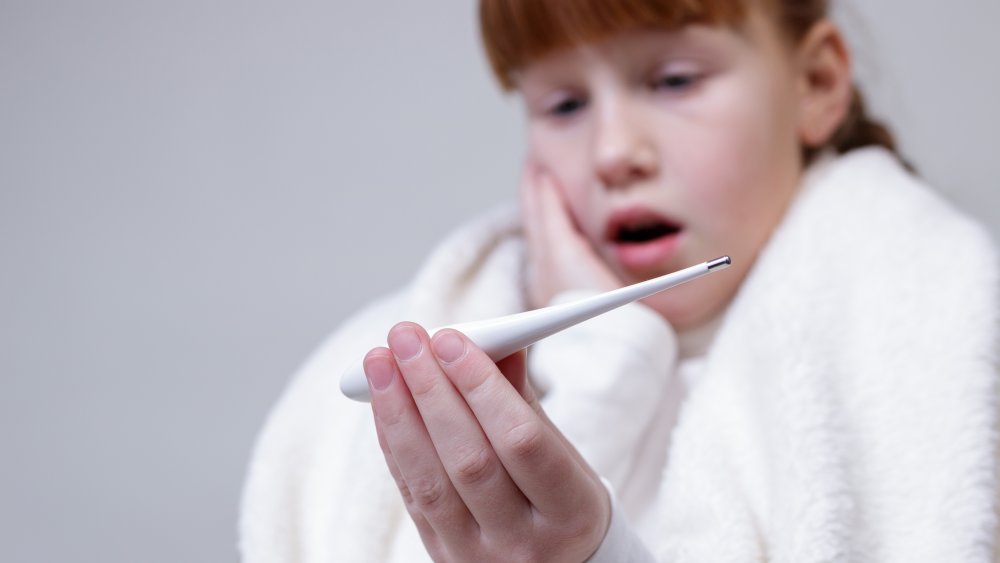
613;220;681;244
606;208;684;270
606;208;683;245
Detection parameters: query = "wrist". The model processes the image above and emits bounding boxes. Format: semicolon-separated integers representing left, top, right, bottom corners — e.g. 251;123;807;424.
585;477;657;563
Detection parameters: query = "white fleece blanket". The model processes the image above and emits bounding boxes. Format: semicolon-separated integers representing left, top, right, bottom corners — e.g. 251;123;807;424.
240;148;999;562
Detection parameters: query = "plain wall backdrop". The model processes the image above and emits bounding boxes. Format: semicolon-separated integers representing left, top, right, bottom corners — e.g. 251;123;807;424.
2;1;997;561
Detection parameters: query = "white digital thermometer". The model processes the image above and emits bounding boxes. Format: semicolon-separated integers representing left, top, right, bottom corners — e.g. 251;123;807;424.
340;256;731;401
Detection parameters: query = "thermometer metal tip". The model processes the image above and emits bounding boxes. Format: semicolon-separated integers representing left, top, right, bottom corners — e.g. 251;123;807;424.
708;256;732;270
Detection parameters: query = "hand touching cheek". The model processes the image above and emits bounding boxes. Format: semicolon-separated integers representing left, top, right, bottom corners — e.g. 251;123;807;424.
521;162;623;309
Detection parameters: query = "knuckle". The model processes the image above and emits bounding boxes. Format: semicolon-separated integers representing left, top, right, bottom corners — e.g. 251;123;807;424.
459;362;499;401
501;420;547;462
504;544;548;563
395;478;414;505
510;546;539;563
406;370;448;401
561;512;602;544
541;506;605;553
451;446;494;487
408;475;448;511
375;403;407;430
464;374;496;403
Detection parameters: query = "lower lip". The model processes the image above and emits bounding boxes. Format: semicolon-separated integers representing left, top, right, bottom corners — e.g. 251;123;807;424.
611;233;682;271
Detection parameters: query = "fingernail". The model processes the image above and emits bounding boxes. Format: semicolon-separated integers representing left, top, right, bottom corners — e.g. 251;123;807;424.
432;331;466;364
388;325;421;361
365;356;395;391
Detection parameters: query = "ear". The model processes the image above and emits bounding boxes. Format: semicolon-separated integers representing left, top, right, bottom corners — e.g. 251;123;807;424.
794;20;853;148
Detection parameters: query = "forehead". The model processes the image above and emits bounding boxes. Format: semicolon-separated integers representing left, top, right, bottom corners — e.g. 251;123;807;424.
510;29;682;91
512;14;785;93
480;0;751;89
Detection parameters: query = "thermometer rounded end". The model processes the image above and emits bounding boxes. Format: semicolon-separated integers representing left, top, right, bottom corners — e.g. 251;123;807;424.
340;362;372;402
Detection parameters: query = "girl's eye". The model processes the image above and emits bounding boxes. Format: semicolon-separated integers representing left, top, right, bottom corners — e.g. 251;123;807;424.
549;97;587;117
652;72;699;92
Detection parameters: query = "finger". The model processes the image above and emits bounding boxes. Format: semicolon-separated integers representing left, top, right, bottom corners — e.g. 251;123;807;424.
519;161;546;258
390;323;530;535
519;159;540;220
369;391;442;555
435;330;603;520
520;163;556;308
363;346;479;546
496;349;601;481
495;350;553;421
537;170;623;293
495;350;528;399
536;170;583;245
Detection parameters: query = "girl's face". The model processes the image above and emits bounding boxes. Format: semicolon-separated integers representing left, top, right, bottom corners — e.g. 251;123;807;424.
518;9;807;330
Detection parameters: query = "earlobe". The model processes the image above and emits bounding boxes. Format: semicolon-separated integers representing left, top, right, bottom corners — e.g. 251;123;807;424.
795;20;853;148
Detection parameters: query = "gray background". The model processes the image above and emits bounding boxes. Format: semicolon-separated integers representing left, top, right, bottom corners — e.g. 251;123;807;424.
2;1;997;561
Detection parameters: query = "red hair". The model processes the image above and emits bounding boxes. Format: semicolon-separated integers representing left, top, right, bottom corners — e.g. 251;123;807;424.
479;0;899;160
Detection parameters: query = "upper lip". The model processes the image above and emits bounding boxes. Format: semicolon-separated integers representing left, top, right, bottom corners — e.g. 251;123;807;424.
604;206;684;244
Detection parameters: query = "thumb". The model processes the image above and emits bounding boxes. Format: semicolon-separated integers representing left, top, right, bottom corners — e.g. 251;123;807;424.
495;350;542;413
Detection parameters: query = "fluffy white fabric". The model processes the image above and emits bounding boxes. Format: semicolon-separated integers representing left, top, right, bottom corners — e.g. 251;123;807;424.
239;148;999;562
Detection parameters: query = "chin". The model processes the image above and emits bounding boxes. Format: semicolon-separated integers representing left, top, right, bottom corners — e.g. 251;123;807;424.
640;274;734;332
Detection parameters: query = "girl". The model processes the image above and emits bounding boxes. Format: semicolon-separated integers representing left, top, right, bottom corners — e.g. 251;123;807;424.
241;0;999;561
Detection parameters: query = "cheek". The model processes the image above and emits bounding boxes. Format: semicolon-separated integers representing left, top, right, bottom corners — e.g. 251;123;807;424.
672;75;800;236
528;125;590;182
528;126;599;224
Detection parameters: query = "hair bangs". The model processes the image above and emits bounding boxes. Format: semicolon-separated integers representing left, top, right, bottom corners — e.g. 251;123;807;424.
480;0;747;90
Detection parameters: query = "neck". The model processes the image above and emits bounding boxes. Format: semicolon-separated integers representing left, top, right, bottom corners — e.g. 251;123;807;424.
677;309;726;359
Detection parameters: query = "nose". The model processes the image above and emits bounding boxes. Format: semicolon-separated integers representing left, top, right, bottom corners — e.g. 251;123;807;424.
593;98;658;190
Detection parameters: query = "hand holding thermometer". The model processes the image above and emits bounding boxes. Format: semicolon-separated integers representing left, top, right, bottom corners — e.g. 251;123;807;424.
340;256;731;401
